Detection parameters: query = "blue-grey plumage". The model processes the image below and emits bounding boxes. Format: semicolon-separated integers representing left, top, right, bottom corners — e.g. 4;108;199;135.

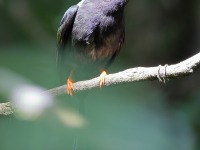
57;0;129;95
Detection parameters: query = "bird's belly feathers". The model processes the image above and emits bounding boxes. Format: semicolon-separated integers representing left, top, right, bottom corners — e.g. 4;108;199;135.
72;27;123;64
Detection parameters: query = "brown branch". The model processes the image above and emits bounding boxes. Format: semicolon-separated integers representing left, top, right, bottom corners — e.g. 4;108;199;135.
1;52;200;115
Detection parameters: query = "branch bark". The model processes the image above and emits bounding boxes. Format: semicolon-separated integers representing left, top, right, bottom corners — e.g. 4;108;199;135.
0;102;14;116
1;52;200;115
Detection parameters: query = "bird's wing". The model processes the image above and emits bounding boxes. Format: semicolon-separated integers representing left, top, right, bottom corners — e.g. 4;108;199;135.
57;5;78;50
56;5;78;81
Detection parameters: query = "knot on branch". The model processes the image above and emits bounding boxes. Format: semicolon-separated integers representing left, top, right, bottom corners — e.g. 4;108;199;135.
157;64;168;83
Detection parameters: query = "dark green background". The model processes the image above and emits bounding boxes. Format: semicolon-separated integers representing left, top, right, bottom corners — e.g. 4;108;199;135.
0;0;200;150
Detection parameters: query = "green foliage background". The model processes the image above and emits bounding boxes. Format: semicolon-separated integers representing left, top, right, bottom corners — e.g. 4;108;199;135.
0;0;200;150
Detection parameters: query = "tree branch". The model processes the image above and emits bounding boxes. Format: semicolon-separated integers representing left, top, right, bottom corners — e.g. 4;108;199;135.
1;52;200;115
48;52;200;95
0;102;14;116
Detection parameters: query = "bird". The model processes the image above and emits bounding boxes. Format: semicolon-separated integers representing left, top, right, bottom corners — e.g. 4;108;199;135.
57;0;129;95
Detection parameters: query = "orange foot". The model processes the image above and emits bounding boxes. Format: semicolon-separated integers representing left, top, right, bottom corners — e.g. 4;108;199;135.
99;70;107;88
67;77;73;96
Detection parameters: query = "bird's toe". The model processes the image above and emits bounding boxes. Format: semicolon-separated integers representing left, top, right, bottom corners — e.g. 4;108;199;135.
67;77;73;96
99;70;107;88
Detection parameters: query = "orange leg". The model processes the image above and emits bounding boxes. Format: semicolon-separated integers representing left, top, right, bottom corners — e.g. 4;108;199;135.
66;72;73;96
99;70;107;88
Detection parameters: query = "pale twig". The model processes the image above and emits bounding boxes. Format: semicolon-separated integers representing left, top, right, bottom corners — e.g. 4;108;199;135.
48;52;200;95
1;52;200;115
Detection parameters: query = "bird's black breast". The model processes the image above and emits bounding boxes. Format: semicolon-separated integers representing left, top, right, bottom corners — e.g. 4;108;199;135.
57;0;127;81
71;3;125;67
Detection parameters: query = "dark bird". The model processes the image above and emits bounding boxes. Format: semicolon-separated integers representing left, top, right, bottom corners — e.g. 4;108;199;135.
57;0;129;95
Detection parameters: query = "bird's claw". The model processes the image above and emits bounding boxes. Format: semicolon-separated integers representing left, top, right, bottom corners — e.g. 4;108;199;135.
67;77;73;96
99;71;107;88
